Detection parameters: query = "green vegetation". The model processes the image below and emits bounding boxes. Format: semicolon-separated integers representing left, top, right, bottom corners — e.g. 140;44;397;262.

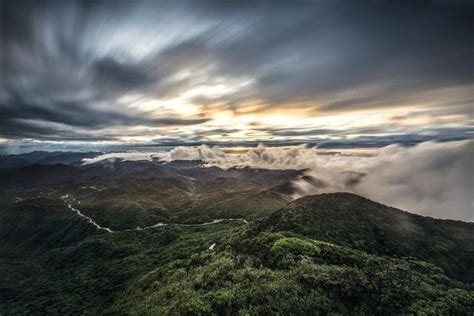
1;218;245;314
108;230;473;315
1;193;473;314
271;237;321;257
263;193;474;283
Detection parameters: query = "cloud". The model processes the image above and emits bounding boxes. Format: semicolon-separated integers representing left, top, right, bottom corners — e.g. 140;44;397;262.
350;140;474;222
269;128;340;137
92;57;155;91
82;140;474;221
82;152;164;164
0;92;209;143
168;145;226;161
291;141;474;222
0;1;472;145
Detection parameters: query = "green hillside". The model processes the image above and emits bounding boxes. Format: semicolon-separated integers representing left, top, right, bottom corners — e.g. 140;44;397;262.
1;192;473;314
261;193;474;283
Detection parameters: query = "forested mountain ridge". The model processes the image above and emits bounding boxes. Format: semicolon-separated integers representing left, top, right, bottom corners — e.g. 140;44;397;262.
261;192;474;283
0;153;473;314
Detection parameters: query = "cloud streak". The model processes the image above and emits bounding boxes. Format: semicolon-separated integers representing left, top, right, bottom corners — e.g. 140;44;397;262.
0;0;472;146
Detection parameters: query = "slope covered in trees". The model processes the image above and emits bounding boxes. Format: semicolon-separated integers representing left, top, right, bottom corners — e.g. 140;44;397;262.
262;193;474;283
1;192;473;314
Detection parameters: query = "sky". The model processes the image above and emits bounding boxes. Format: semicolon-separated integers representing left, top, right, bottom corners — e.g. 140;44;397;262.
0;0;473;153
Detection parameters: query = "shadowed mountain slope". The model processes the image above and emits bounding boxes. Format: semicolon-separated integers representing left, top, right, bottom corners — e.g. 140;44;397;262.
261;192;474;282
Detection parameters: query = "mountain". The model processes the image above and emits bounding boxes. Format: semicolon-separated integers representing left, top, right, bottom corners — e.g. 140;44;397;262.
0;151;98;168
0;158;302;228
0;155;472;314
0;164;81;190
261;193;474;283
0;198;96;255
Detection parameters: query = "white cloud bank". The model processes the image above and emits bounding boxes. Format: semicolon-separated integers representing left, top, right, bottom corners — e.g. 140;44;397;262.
83;140;474;221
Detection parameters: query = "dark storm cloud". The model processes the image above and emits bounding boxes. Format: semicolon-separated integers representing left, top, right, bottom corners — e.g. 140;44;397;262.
0;0;473;143
0;93;208;135
189;1;474;106
92;58;155;91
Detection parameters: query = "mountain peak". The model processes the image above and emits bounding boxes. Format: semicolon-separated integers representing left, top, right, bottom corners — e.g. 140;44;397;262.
262;191;474;282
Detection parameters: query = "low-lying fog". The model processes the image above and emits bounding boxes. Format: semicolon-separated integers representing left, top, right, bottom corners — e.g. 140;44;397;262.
83;140;474;222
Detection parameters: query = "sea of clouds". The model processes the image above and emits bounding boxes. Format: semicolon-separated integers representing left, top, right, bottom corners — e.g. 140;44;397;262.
82;140;474;222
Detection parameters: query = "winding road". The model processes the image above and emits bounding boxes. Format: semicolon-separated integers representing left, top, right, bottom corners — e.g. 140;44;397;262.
62;195;249;233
